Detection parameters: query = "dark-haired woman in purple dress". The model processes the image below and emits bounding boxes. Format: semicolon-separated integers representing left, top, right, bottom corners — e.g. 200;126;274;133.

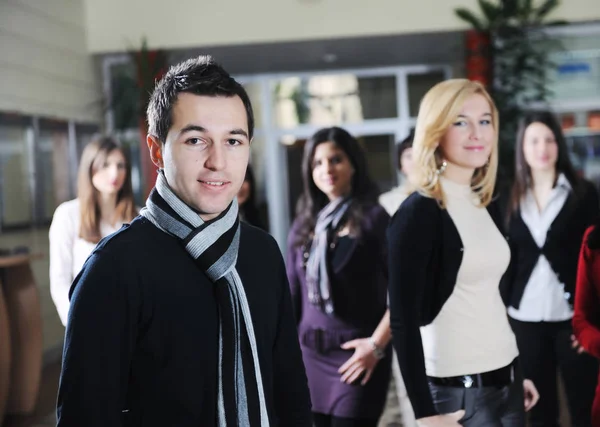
286;126;392;427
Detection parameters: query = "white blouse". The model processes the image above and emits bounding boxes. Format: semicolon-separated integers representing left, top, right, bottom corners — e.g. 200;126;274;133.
49;199;127;326
420;178;519;377
508;173;573;322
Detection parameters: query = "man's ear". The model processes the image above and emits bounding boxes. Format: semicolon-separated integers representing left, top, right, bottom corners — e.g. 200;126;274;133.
147;134;164;168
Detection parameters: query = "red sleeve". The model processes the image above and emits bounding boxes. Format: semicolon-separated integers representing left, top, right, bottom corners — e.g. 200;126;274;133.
573;225;600;359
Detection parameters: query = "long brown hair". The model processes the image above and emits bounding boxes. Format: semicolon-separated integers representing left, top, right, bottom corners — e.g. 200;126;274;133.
77;136;136;243
292;126;379;248
509;110;581;216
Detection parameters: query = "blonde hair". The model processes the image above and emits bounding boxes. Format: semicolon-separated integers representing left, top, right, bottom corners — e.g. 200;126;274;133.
412;79;499;208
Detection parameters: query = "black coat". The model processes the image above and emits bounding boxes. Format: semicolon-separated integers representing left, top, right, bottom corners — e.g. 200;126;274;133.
57;217;312;427
501;179;600;310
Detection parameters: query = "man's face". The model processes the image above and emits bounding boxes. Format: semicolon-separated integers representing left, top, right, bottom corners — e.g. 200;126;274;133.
148;93;250;221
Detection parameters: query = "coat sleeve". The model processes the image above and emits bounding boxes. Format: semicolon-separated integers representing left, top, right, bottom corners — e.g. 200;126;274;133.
387;194;440;419
272;237;313;426
57;247;140;427
573;226;600;359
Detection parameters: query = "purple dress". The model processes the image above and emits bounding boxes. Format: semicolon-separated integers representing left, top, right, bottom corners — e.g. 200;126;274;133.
286;204;392;419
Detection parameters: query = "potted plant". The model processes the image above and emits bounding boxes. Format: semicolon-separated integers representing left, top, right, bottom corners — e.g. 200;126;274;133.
455;0;566;178
109;38;168;197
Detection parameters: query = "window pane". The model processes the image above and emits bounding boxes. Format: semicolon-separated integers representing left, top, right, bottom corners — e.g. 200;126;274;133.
39;120;69;222
283;138;306;221
408;71;446;117
545;32;600;102
243;82;264;130
0;122;32;228
274;74;397;129
359;134;397;193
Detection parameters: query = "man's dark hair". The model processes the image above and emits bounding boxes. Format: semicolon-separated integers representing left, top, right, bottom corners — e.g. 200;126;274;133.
396;131;414;172
147;55;254;143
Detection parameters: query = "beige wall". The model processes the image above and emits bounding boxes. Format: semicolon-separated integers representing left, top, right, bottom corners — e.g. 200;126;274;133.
84;0;600;53
0;0;102;123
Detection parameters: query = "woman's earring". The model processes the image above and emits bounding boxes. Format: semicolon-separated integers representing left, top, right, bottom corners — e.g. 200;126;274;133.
436;160;447;176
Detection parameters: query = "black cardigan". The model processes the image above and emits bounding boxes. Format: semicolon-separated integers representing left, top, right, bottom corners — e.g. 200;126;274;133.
56;217;312;427
387;191;506;419
501;179;600;310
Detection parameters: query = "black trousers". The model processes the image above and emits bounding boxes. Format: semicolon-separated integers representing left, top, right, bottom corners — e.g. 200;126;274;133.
429;362;525;426
510;318;598;427
312;412;378;427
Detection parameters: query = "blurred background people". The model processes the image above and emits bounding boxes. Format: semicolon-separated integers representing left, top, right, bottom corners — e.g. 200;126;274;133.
286;126;392;427
503;111;600;427
49;136;136;326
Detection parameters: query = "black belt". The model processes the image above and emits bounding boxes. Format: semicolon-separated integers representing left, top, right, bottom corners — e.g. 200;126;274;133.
427;359;518;388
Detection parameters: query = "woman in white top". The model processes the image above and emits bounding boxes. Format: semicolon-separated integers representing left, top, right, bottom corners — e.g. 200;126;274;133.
503;111;599;427
49;136;137;325
388;79;539;427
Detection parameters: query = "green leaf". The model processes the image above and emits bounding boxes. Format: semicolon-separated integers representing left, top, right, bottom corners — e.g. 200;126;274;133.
501;0;519;18
455;8;485;31
536;0;560;21
478;0;501;25
520;0;533;15
516;0;533;21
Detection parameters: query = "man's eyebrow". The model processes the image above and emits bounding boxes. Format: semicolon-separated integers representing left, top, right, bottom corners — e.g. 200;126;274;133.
178;125;207;136
229;128;249;139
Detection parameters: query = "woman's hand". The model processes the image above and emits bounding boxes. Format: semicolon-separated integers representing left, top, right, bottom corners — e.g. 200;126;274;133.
571;334;587;354
338;338;380;385
523;379;540;412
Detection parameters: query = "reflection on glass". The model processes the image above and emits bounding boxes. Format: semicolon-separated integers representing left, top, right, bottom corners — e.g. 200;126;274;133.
545;33;600;101
284;138;306;221
408;71;446;117
274;75;397;129
39;121;69;222
0;123;32;228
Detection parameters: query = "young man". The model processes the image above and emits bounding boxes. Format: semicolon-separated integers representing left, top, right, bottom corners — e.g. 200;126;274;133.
56;55;312;426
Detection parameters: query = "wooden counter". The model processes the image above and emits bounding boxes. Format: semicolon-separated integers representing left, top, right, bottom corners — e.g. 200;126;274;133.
0;253;43;420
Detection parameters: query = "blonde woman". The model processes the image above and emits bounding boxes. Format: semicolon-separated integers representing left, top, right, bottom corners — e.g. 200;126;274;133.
387;79;539;426
49;136;136;326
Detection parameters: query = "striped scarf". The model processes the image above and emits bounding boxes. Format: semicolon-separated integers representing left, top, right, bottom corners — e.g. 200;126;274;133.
305;196;351;314
140;171;269;427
